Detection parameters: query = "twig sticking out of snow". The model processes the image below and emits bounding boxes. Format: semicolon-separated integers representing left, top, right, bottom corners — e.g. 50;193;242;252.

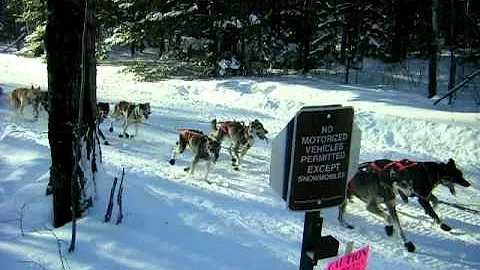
104;177;118;222
116;168;126;225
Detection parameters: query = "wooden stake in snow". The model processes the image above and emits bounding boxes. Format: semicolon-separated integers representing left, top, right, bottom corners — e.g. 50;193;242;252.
116;168;126;225
104;177;118;222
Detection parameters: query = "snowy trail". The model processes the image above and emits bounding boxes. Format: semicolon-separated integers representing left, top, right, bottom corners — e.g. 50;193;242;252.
1;53;479;270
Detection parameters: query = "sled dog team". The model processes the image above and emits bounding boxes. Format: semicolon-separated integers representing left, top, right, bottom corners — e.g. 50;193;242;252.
8;85;270;177
8;85;472;253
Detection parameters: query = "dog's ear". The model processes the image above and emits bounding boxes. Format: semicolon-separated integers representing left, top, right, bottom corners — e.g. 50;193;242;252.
447;158;455;167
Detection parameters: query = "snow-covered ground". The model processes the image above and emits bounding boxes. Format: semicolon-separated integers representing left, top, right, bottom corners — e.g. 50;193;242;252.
0;53;479;270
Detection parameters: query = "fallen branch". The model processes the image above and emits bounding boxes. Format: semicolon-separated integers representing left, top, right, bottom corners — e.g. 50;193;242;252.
433;69;480;105
1;32;26;53
43;228;70;270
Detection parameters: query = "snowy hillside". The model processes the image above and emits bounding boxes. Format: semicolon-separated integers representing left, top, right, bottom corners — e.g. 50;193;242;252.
0;53;479;270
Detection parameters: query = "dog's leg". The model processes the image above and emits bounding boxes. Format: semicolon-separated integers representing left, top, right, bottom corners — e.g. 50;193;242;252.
366;202;392;224
337;199;354;229
385;200;415;252
109;112;123;133
97;120;109;145
133;122;139;138
230;142;241;170
188;156;200;176
117;114;128;137
169;135;187;165
32;101;39;120
169;142;181;165
238;142;252;166
19;99;25;117
204;160;212;182
120;120;130;138
397;189;409;203
109;117;116;132
429;194;439;208
418;197;451;231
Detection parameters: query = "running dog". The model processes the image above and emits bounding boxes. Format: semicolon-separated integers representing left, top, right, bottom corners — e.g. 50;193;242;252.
339;158;471;251
210;118;268;170
169;129;221;182
10;85;48;119
96;102;110;145
109;101;151;138
386;158;471;231
338;160;416;252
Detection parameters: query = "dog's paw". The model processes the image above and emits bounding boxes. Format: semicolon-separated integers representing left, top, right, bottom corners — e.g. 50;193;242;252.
104;141;110;146
109;127;113;132
440;223;452;231
385;225;394;236
184;167;190;172
125;134;130;139
168;159;175;165
118;134;124;138
404;242;415;252
346;224;354;229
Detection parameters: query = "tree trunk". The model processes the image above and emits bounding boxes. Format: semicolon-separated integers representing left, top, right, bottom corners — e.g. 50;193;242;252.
159;32;165;57
448;49;456;104
46;0;97;228
340;25;348;64
301;0;313;73
448;0;456;104
130;42;136;57
428;0;440;98
391;0;406;62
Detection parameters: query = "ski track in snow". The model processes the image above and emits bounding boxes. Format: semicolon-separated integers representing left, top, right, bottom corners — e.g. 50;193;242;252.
1;53;479;270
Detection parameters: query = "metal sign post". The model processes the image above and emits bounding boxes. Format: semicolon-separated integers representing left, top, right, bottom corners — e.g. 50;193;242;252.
269;105;357;270
299;211;340;270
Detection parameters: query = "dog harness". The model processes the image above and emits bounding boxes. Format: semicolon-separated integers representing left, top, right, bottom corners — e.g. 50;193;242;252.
368;159;419;174
178;128;203;142
219;122;231;135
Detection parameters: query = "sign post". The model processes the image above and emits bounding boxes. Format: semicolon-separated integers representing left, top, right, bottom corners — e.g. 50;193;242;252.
269;105;359;270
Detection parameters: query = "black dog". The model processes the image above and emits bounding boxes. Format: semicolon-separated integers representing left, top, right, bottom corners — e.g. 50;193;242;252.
388;158;471;231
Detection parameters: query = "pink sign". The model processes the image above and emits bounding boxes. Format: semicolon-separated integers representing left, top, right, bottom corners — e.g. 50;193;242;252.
326;245;370;270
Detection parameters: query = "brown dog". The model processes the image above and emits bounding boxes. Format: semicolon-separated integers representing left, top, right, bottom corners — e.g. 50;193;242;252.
169;129;221;182
10;85;48;119
210;119;268;170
